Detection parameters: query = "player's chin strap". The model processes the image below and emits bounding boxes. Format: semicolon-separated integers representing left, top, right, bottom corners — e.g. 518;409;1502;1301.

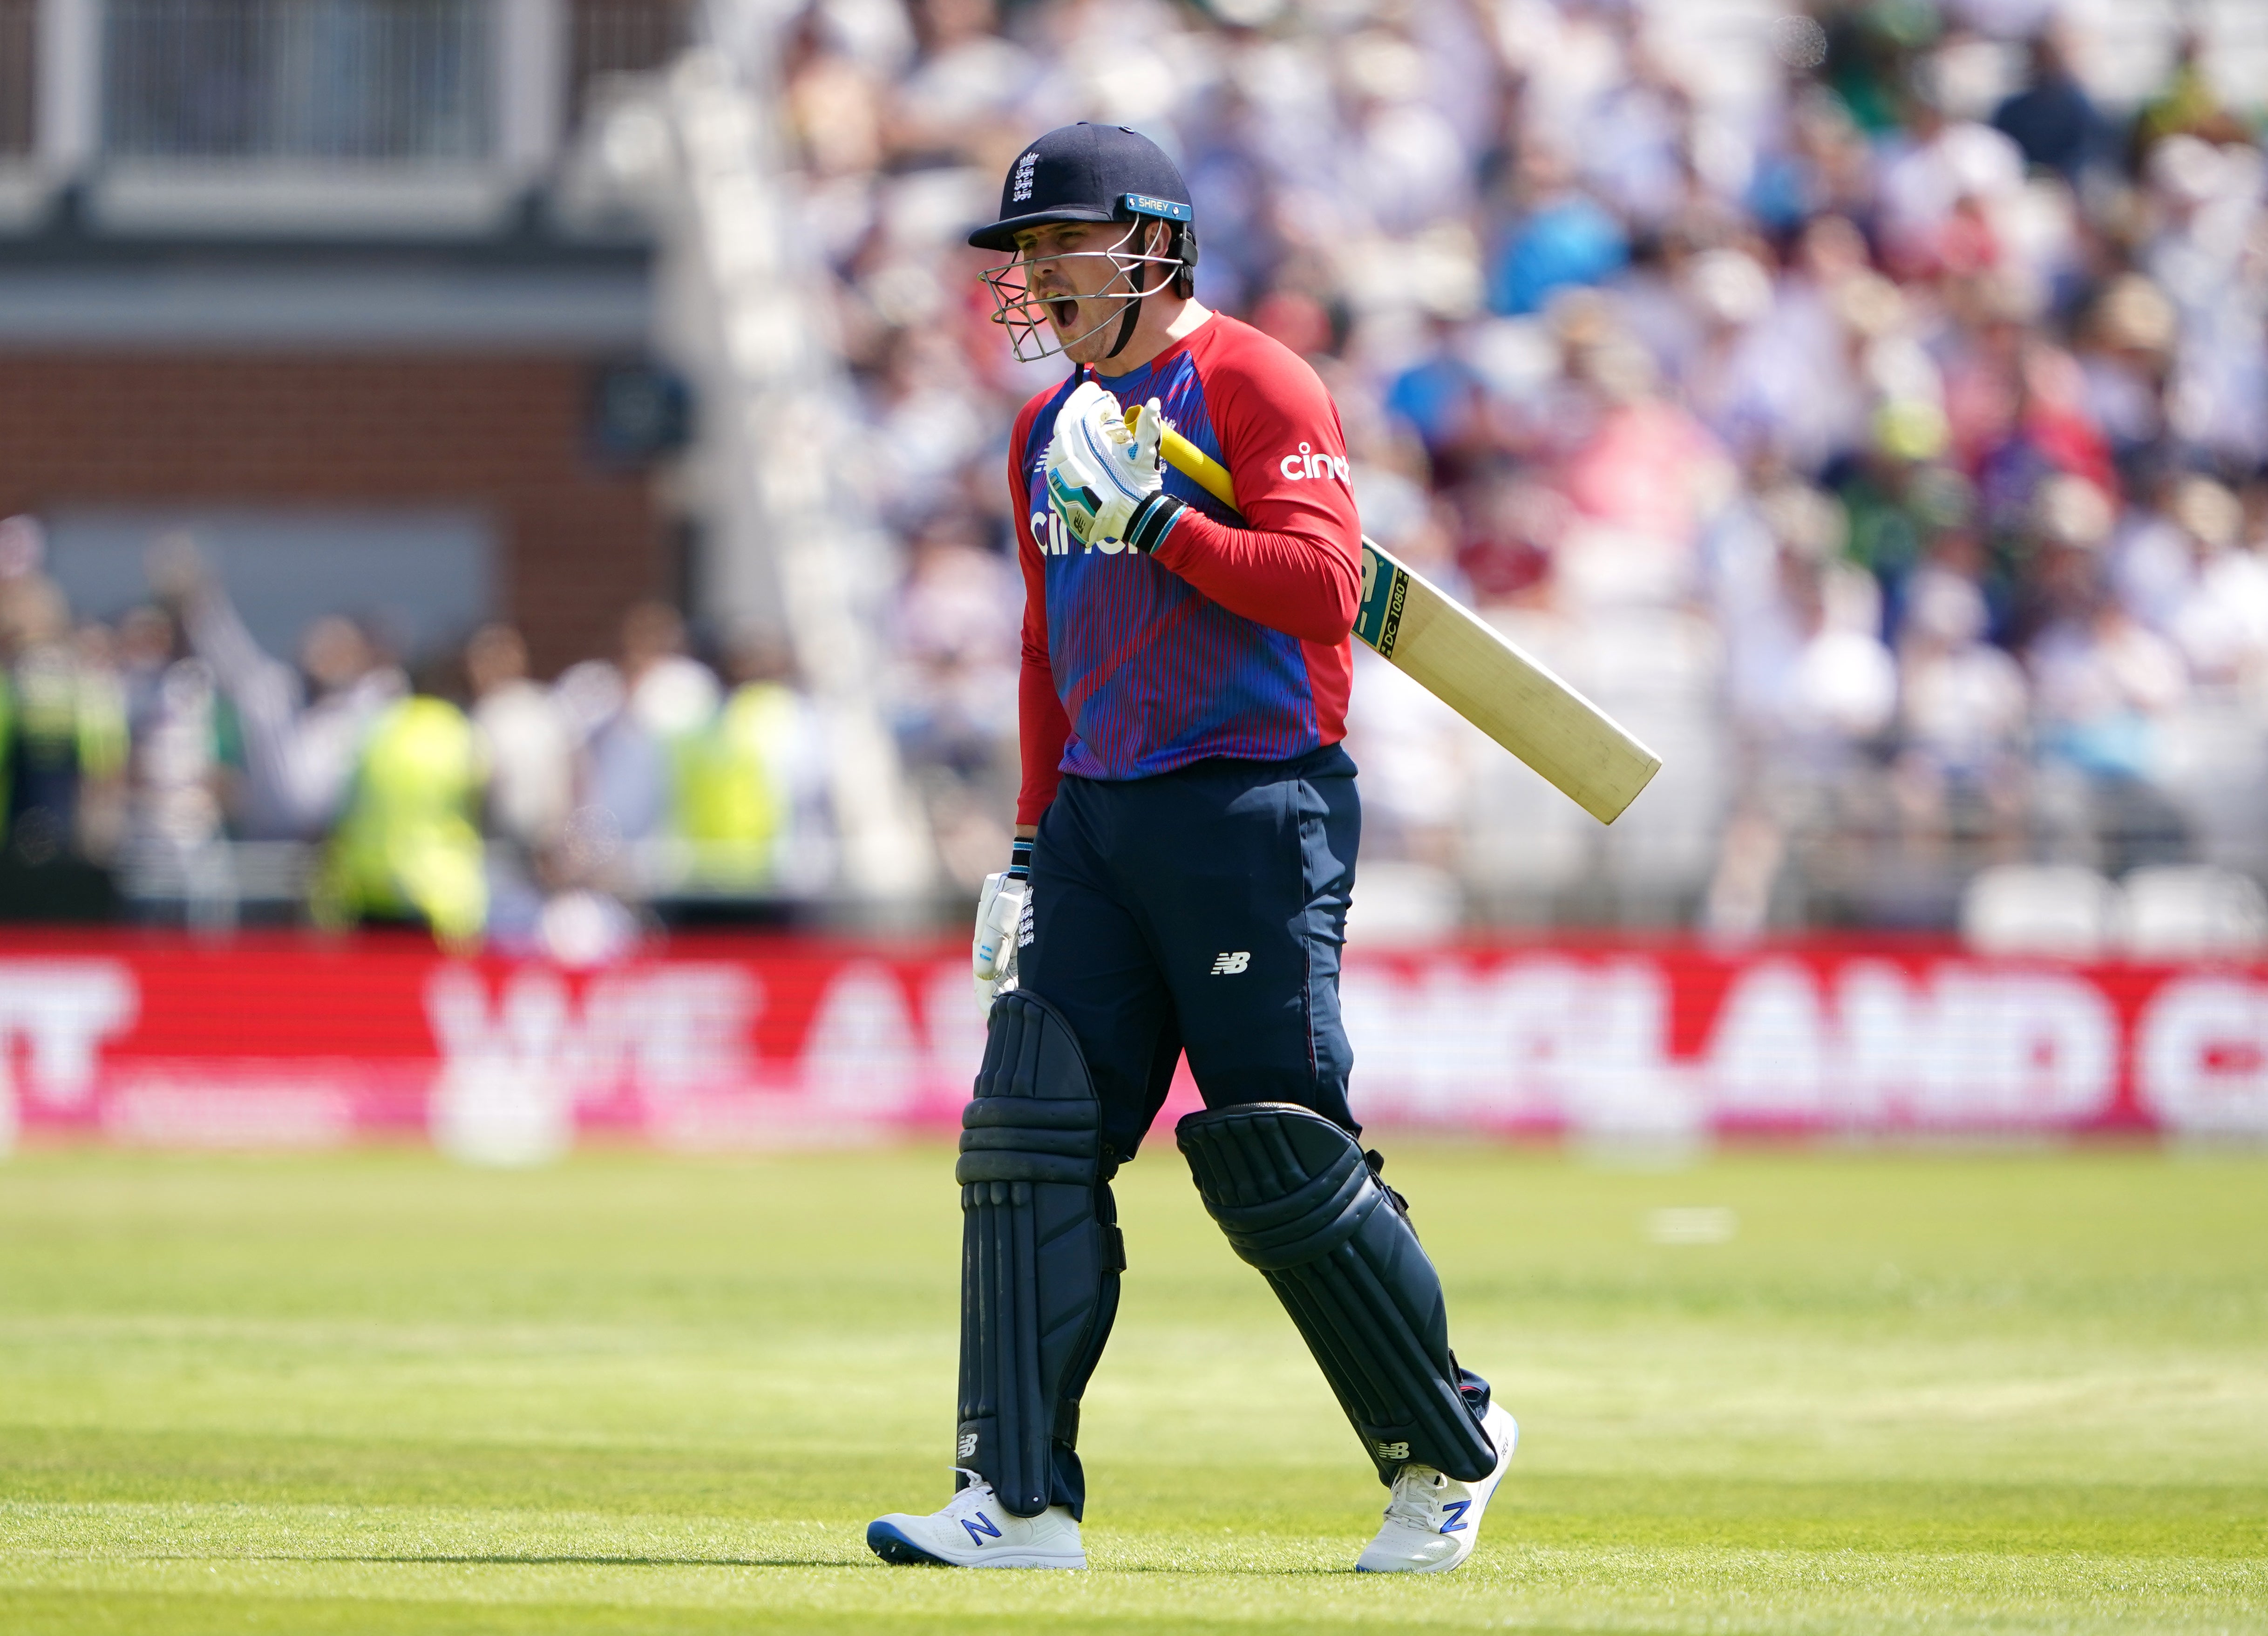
1101;239;1149;361
1101;218;1190;361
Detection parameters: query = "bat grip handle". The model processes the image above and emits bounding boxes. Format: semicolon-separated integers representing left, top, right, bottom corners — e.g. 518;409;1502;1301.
1127;406;1240;511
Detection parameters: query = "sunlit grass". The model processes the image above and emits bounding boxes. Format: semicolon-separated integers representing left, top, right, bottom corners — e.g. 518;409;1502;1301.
1;1144;2261;1632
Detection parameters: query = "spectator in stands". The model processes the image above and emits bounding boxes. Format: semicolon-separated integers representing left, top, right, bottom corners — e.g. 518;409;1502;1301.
1677;245;1799;468
2140;135;2268;471
465;623;574;856
1550;322;1727;607
2162;477;2268;691
318;682;488;951
2023;476;2188;785
1334;26;1473;238
0;547;127;872
1991;27;2107;185
116;605;227;864
1706;483;1896;938
886;0;1043;170
151;535;405;844
2112;467;2211;637
673;627;822;891
868;327;992;530
886;509;1019;888
2074;273;2179;480
2131;29;2248;158
576;601;720;852
1891;543;2031;856
1747;90;1879;236
1875;68;2025;280
1486;141;1629;319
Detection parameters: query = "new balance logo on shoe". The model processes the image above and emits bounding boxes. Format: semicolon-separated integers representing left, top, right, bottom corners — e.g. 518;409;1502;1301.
1210;951;1250;975
866;1473;1089;1570
1440;1499;1472;1533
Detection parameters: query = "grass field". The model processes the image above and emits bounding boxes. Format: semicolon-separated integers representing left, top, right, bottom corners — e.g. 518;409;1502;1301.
0;1142;2262;1633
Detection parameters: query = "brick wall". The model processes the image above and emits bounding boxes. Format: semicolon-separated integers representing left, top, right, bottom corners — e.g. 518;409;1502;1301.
0;351;671;674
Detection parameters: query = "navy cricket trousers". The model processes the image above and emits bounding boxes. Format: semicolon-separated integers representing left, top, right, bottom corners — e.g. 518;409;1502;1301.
1018;743;1361;1162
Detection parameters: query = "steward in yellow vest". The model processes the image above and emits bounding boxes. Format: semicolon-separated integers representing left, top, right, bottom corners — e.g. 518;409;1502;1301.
319;694;487;949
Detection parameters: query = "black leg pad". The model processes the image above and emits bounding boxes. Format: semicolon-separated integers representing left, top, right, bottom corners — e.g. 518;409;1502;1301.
1176;1102;1496;1484
955;990;1124;1519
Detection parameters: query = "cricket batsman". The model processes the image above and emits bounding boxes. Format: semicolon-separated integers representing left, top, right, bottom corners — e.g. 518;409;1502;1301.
867;123;1515;1574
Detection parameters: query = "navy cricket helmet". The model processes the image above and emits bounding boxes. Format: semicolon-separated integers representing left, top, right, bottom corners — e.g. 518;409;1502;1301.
971;123;1200;361
968;122;1195;252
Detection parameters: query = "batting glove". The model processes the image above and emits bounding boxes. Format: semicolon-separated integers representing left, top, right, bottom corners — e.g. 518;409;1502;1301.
972;838;1033;1009
1045;383;1187;554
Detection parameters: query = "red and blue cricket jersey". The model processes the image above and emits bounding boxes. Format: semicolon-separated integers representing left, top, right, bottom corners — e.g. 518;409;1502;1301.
1011;313;1363;823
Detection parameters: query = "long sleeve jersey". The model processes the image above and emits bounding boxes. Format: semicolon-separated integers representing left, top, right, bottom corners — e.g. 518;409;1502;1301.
1010;312;1363;823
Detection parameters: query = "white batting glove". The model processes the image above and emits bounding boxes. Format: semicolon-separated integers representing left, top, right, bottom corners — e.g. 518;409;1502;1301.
1045;381;1173;550
972;869;1028;1009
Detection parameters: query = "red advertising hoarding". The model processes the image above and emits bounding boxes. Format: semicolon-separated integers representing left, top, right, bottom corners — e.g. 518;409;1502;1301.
1;934;2263;1158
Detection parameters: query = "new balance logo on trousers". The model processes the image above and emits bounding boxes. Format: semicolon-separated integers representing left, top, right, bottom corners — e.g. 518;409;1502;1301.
1209;951;1250;975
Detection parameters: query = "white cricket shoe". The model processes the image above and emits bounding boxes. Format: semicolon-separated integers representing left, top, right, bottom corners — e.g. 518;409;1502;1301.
1354;1403;1518;1573
866;1470;1086;1569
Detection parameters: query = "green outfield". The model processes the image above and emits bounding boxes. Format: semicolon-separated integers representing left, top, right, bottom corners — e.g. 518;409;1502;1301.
0;1142;2261;1634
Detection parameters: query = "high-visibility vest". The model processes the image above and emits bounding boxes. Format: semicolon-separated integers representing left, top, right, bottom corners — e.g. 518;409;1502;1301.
0;643;128;838
322;695;486;946
671;681;796;888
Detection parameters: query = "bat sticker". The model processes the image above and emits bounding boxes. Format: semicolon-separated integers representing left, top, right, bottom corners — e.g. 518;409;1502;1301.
1354;544;1409;658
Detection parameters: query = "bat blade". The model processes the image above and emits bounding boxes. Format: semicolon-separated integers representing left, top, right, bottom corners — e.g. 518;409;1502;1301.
1356;543;1660;824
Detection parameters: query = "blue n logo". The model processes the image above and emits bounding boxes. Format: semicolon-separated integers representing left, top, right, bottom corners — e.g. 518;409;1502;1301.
963;1511;1004;1546
1439;1500;1472;1534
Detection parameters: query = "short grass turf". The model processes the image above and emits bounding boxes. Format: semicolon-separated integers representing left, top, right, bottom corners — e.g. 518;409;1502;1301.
0;1144;2262;1634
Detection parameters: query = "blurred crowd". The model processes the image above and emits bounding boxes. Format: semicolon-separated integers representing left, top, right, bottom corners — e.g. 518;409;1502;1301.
6;0;2266;942
789;0;2268;933
0;523;828;957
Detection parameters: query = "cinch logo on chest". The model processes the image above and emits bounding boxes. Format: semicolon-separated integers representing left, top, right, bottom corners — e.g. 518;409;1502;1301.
1030;506;1134;557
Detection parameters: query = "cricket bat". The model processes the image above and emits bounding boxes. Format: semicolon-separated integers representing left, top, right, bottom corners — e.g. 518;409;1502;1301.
1140;414;1662;825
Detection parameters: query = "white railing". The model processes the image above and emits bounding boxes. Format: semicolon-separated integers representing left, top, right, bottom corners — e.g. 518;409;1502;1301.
101;0;492;161
7;0;689;187
116;839;314;929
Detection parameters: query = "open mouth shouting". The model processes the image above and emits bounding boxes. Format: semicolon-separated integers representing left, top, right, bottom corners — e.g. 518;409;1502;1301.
977;220;1181;363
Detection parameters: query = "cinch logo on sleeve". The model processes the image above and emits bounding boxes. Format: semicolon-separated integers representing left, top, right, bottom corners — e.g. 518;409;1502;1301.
1279;441;1351;482
1210;951;1251;975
